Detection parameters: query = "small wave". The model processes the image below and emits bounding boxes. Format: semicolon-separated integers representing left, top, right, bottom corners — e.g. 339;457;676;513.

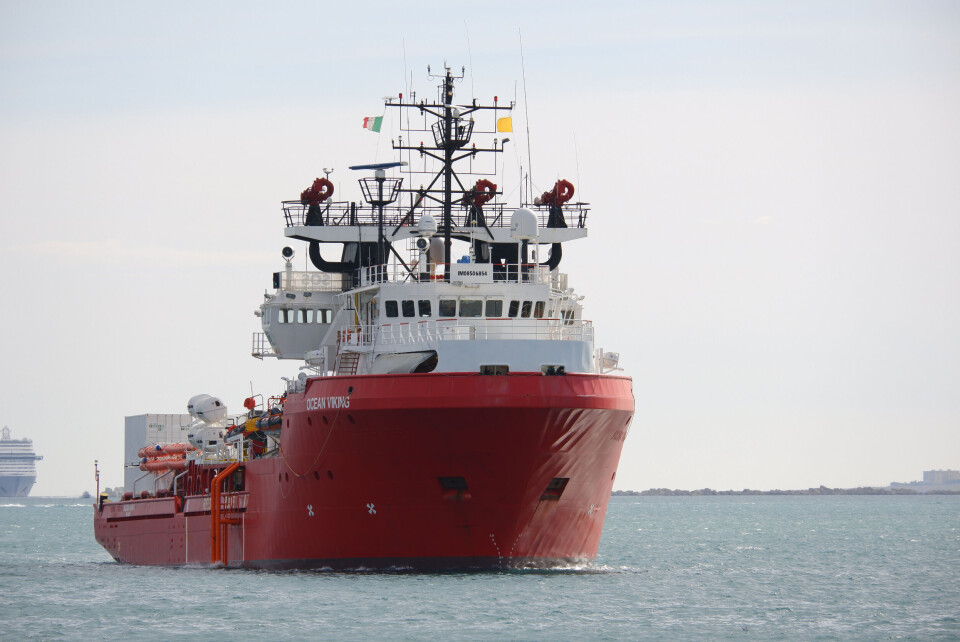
2;502;91;508
30;503;90;508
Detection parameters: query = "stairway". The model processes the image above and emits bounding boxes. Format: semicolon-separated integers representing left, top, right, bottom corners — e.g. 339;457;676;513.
336;351;360;375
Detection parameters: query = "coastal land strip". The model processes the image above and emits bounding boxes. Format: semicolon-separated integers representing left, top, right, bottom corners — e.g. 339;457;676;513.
614;486;960;496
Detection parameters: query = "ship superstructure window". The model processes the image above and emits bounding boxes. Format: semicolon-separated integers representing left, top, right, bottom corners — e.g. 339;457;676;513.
280;308;334;324
439;299;457;317
521;301;533;318
385;301;399;318
418;300;432;317
534;301;546;318
402;300;416;318
485;299;503;317
460;299;482;317
562;309;575;326
508;300;520;318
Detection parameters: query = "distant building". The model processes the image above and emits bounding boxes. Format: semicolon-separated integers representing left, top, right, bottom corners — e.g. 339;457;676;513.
923;470;960;484
890;469;960;492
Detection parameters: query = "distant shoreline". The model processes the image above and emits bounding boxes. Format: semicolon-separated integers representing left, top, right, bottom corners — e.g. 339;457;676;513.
613;486;960;496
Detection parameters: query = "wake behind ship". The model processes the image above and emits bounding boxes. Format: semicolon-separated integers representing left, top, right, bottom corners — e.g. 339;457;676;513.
94;66;635;569
0;427;42;497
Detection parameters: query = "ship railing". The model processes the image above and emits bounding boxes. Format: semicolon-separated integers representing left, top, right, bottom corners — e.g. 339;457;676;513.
281;200;589;231
251;332;278;359
358;262;556;286
368;317;594;347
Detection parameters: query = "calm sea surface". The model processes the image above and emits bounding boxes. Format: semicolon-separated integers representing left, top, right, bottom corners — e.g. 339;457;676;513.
1;495;958;640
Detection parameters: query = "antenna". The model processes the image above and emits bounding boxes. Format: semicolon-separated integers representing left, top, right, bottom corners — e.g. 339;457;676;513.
519;29;533;197
465;21;475;100
402;38;409;98
573;133;581;196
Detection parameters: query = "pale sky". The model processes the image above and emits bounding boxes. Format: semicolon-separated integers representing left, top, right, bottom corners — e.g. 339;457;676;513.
2;1;958;495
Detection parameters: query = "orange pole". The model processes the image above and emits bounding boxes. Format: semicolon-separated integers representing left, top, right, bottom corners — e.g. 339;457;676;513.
210;462;241;565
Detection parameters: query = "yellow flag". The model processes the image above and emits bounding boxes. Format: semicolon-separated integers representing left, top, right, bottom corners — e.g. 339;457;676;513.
496;117;513;132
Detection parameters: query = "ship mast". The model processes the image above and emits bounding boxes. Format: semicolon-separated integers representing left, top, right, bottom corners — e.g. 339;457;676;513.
388;64;512;281
441;68;455;273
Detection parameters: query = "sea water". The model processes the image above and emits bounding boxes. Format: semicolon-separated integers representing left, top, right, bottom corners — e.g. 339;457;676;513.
1;495;958;640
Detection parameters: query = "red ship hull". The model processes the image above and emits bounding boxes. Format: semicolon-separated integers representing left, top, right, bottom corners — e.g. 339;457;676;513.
94;372;634;569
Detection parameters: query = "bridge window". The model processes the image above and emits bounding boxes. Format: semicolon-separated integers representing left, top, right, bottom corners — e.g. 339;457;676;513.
297;309;313;323
278;309;294;324
534;301;546;318
439;299;457;317
460;299;482;317
521;301;533;318
385;301;399;318
485;299;503;317
318;309;333;323
508;300;520;318
402;300;416;318
418;300;432;317
562;309;575;326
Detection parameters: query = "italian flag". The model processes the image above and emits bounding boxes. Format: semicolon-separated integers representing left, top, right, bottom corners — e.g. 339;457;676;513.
362;116;383;132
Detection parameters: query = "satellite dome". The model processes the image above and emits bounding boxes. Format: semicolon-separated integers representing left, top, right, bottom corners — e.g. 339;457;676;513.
510;208;539;241
417;214;437;236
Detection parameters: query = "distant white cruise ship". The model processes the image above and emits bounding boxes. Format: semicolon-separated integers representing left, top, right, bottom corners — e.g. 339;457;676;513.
0;426;42;497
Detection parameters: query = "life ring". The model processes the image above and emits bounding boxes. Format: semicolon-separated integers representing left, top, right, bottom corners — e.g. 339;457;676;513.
472;179;497;207
301;177;335;206
554;179;574;204
539;179;575;206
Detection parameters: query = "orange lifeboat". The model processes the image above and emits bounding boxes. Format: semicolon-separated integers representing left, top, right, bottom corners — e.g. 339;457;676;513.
139;455;189;472
137;443;196;459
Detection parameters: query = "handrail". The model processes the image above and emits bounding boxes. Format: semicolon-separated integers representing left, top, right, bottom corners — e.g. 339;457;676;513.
172;470;188;501
358;262;556;286
338;318;594;349
281;200;589;230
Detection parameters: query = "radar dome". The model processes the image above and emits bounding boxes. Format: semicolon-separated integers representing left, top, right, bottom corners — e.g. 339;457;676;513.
510;208;539;241
417;214;437;236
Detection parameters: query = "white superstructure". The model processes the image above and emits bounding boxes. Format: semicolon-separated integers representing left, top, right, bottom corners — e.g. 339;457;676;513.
0;426;42;497
246;66;623;390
